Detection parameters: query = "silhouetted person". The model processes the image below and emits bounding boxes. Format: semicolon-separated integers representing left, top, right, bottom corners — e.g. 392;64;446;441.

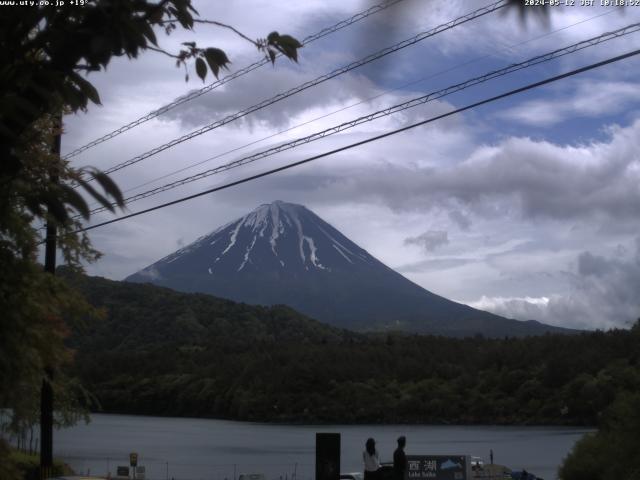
363;437;381;480
490;449;494;465
393;436;407;480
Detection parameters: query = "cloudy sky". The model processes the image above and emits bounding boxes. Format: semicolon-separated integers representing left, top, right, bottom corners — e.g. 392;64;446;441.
63;0;640;331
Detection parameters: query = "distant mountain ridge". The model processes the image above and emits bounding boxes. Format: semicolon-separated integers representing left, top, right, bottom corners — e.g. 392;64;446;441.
126;201;571;337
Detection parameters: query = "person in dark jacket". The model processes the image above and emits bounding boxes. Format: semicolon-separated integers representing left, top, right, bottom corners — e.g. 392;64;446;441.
393;436;407;480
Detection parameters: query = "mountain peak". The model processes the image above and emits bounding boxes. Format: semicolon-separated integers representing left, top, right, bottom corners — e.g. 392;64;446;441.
126;202;570;337
136;201;373;282
257;200;298;209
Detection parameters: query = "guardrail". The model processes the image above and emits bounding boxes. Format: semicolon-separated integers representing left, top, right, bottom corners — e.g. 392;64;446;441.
56;455;313;480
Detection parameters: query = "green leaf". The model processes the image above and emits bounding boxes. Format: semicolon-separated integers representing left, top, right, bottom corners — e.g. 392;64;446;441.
92;171;125;209
268;48;277;65
268;34;301;63
276;35;302;62
60;185;90;220
76;176;115;213
139;20;158;46
70;73;101;106
24;193;44;218
195;57;207;82
267;31;280;44
148;7;164;24
203;48;230;78
278;34;302;49
42;191;69;224
60;82;86;111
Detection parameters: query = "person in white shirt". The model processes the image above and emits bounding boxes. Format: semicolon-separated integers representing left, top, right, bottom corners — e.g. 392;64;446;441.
363;437;381;480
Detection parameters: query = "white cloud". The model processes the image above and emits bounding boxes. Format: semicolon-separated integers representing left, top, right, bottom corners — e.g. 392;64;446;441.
65;0;640;333
469;295;551;320
467;239;640;330
499;81;640;126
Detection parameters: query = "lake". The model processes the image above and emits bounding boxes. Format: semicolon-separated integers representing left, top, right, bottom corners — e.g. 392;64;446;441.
53;414;592;480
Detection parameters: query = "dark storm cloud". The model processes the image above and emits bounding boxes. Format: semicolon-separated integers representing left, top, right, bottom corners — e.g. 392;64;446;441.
227;121;640;225
551;244;640;328
578;251;616;277
162;64;380;130
448;209;471;231
478;239;640;330
404;230;449;252
157;0;450;132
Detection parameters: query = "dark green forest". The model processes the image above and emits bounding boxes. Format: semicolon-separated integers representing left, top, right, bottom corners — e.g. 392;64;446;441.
66;273;640;426
559;391;640;480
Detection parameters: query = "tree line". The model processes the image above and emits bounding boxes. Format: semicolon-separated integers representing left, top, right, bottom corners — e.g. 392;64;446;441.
67;273;640;426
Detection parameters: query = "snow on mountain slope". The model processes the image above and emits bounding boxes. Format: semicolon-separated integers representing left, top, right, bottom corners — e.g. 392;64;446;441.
126;201;571;337
138;201;375;277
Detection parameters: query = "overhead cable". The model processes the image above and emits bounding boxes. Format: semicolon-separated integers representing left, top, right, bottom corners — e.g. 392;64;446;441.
91;1;507;177
75;48;640;233
84;23;640;216
118;7;616;198
61;0;405;160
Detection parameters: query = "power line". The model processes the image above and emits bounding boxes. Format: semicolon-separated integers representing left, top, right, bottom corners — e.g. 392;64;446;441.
76;48;640;234
93;1;507;178
117;7;617;199
61;0;405;161
82;22;640;217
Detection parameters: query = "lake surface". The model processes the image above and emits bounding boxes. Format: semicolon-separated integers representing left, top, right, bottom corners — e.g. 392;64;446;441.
54;414;592;480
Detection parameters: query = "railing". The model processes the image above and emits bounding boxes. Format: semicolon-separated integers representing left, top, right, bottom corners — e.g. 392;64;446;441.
56;455;314;480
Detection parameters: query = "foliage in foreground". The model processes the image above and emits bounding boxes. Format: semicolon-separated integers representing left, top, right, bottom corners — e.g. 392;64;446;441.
1;3;301;475
0;440;72;480
67;273;640;426
559;391;640;480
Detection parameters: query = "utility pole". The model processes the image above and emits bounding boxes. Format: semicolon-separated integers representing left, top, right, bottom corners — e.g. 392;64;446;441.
40;113;61;480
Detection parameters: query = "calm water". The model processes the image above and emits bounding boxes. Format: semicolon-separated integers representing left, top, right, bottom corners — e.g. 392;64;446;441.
54;414;592;480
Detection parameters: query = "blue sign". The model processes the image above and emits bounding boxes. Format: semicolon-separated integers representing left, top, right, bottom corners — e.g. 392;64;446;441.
407;455;468;480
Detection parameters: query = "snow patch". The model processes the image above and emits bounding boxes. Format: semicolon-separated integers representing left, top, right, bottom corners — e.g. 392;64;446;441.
317;225;362;263
244;205;269;232
333;244;353;264
286;207;306;264
238;235;257;271
221;218;244;255
303;236;326;270
269;203;282;256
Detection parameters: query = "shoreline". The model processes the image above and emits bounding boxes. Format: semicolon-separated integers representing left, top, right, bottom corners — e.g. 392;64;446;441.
67;410;598;429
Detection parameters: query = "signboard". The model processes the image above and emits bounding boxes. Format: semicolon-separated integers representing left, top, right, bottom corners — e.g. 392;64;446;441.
117;465;130;477
407;455;469;480
130;452;138;467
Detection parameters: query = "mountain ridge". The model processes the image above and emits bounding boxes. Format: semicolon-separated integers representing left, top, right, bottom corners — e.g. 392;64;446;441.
126;201;572;337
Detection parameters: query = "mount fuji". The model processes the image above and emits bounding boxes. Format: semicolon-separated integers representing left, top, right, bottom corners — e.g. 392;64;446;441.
126;201;568;337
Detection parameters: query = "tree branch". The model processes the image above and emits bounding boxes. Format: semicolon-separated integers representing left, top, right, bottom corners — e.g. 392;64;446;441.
192;19;258;48
74;65;101;72
146;45;181;59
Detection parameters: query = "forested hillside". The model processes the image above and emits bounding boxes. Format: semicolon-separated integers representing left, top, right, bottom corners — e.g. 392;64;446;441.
67;273;640;425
